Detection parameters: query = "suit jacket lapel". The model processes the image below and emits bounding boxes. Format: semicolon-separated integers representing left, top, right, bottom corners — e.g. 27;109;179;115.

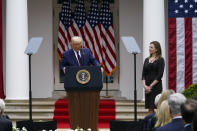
71;49;79;66
80;48;85;66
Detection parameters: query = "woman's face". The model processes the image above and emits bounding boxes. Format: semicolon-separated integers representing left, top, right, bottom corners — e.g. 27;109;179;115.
149;43;157;55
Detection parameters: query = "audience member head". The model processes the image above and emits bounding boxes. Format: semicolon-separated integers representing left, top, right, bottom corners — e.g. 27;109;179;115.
168;93;186;117
71;36;82;51
155;100;171;128
0;99;5;115
154;93;161;107
157;89;174;108
181;99;197;124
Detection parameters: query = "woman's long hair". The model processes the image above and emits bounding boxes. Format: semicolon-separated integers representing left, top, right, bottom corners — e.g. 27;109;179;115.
157;89;174;108
149;41;162;59
154;100;171;128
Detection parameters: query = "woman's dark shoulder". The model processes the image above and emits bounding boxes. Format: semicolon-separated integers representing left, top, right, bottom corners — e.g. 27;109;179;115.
156;57;165;65
143;58;149;64
158;57;164;61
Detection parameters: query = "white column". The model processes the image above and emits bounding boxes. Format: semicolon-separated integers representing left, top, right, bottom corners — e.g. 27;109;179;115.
6;0;29;99
143;0;166;97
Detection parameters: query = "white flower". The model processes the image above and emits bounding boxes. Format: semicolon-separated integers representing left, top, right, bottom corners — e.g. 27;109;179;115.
21;127;27;131
72;127;92;131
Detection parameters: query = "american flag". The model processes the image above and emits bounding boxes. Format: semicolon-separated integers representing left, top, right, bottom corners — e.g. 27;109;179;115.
57;0;73;59
84;0;103;64
57;0;117;76
73;0;86;42
168;0;197;93
99;0;117;76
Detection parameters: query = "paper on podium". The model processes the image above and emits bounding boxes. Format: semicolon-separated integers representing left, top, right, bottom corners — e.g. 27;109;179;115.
25;37;44;55
121;36;141;54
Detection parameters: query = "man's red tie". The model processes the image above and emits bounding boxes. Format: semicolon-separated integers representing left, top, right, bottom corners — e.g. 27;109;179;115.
77;51;82;66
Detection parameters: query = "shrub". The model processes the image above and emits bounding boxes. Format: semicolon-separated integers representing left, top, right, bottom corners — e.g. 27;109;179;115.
182;84;197;99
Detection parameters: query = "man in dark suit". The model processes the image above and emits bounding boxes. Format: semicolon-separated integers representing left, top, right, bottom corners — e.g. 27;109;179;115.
156;93;186;131
61;36;100;73
0;99;12;131
181;99;197;131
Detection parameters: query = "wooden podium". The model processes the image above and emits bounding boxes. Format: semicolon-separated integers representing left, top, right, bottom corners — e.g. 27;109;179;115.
64;66;103;131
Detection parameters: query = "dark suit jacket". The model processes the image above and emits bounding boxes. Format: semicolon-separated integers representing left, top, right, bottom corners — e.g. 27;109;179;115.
143;112;155;131
156;118;184;131
0;115;12;131
61;48;100;70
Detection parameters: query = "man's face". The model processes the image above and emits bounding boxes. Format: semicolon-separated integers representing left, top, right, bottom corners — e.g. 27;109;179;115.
71;42;82;51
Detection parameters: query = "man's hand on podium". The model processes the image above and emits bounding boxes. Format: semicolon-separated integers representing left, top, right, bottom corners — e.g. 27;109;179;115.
101;67;104;73
63;67;66;74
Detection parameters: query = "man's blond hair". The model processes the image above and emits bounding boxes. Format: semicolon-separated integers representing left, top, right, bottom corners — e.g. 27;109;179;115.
71;36;82;44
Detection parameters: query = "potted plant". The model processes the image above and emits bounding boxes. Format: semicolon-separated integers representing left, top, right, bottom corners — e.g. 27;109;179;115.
182;83;197;99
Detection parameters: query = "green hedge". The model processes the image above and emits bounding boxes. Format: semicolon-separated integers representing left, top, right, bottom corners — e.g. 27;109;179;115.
182;83;197;99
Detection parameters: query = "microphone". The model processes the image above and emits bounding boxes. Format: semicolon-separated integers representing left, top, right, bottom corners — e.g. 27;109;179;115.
81;42;85;66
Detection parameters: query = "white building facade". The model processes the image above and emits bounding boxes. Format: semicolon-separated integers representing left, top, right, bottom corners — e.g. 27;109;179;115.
2;0;168;100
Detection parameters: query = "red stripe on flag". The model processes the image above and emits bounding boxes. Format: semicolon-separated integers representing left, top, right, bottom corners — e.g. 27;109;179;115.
168;18;177;92
103;60;110;75
58;38;65;52
105;35;116;58
93;29;103;57
0;0;5;98
184;18;193;89
79;28;87;46
71;24;79;36
84;26;99;60
57;49;62;60
90;30;99;61
104;50;115;69
59;26;67;42
83;26;95;54
100;31;116;60
98;24;116;75
58;26;69;48
106;29;115;47
66;30;71;43
84;26;94;45
81;28;91;50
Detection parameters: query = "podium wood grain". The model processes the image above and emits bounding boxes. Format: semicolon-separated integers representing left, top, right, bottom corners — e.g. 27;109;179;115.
67;91;100;131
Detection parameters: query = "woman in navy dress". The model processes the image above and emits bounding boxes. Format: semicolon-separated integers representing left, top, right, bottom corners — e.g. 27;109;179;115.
142;41;165;114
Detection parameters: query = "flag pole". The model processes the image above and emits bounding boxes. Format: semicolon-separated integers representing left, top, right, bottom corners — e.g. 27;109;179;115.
104;76;111;98
24;37;43;122
28;54;32;121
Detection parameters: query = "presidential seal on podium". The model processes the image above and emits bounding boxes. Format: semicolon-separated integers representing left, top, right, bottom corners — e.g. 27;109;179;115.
76;69;91;84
